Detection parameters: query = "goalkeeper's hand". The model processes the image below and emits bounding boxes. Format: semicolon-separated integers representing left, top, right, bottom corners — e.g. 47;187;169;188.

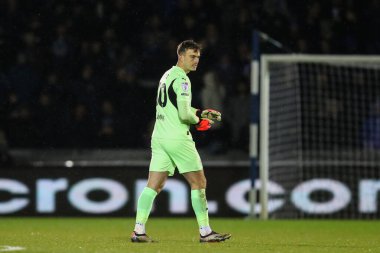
201;109;222;122
195;118;214;131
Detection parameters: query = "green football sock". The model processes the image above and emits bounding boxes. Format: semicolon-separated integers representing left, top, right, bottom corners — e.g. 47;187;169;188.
191;189;209;228
136;187;158;224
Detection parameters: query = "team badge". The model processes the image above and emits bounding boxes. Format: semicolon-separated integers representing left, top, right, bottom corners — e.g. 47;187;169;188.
181;82;189;92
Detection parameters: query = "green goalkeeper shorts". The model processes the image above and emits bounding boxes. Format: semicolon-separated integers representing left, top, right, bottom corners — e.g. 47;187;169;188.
149;138;203;176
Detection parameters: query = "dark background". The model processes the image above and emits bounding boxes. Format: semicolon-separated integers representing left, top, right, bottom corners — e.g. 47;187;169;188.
1;0;380;156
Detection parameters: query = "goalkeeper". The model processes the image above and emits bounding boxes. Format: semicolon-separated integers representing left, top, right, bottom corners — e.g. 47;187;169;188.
131;40;231;243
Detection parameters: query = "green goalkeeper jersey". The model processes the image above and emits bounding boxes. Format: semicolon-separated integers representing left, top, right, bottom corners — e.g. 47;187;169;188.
152;66;195;140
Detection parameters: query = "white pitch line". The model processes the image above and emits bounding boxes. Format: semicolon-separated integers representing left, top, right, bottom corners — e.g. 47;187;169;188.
0;246;26;252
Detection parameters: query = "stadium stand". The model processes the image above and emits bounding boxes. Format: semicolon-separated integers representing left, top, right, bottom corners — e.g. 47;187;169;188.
0;0;379;155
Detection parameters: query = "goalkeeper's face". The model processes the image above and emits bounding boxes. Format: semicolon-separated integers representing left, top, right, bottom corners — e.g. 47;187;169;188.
181;49;200;73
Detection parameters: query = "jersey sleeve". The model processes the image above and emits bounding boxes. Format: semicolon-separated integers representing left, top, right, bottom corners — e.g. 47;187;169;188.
191;107;198;114
174;78;192;102
178;100;199;124
173;78;198;124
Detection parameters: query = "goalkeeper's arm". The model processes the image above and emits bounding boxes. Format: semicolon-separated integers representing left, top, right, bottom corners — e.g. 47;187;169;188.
178;100;199;124
178;101;213;131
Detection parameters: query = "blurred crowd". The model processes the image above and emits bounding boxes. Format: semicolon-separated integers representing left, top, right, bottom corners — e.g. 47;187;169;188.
0;0;379;155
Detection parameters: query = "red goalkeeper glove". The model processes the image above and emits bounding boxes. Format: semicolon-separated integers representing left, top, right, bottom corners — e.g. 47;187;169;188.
194;109;219;131
195;118;213;131
201;109;222;121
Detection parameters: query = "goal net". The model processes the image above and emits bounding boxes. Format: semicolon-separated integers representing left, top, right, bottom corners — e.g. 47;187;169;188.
259;55;380;219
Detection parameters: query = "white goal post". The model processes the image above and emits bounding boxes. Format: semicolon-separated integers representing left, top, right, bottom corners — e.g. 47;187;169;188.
258;54;380;219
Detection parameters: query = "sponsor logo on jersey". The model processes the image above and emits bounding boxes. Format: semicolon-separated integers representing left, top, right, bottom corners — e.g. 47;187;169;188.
181;82;189;92
156;114;165;120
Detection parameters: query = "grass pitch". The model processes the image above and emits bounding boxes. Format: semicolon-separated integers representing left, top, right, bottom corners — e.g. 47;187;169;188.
0;218;379;253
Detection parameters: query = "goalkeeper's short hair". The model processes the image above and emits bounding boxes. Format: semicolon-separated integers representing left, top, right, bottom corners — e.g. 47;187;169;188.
177;40;202;56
